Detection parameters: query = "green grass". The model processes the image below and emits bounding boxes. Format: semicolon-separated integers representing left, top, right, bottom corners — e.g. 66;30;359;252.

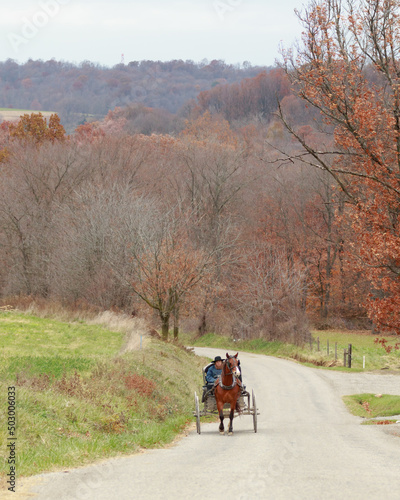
310;329;400;371
0;311;206;481
0;311;122;357
343;393;400;418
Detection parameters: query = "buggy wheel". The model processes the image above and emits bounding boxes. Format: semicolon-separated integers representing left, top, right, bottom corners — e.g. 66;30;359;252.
195;392;201;434
252;390;257;433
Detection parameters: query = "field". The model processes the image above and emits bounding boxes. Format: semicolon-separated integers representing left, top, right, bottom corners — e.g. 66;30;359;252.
0;310;206;485
0;108;55;122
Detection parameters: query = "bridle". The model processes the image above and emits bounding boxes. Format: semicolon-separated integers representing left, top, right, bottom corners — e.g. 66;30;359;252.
225;356;239;377
218;356;240;390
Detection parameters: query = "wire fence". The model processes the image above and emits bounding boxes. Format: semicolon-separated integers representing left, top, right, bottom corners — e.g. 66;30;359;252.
310;337;356;368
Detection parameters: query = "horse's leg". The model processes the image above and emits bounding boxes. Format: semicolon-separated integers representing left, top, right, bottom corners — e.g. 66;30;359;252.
216;393;224;434
228;407;234;435
228;389;240;435
219;408;225;434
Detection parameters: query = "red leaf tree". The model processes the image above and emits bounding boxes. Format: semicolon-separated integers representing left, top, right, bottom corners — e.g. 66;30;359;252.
279;0;400;334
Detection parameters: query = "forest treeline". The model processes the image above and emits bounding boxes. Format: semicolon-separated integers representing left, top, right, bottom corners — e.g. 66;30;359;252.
0;105;368;343
0;58;270;132
4;0;400;344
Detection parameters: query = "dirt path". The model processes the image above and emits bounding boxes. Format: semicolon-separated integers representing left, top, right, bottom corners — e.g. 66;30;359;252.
20;348;400;499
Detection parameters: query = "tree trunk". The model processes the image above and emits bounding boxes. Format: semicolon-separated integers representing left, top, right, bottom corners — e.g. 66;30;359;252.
161;313;170;340
198;312;207;337
197;287;211;337
173;304;179;340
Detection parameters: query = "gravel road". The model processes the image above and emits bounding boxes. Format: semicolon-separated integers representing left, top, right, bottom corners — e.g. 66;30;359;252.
26;348;400;500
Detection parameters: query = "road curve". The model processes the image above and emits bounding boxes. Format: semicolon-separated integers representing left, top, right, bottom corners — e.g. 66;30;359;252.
28;348;400;500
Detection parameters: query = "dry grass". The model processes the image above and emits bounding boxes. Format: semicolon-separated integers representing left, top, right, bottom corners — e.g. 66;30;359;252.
291;351;340;367
87;311;151;352
0;296;101;321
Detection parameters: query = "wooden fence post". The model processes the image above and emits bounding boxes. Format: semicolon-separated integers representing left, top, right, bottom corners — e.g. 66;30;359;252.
344;349;347;367
348;344;352;368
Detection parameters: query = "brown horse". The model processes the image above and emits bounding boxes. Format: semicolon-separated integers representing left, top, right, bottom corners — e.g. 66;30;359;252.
214;352;241;435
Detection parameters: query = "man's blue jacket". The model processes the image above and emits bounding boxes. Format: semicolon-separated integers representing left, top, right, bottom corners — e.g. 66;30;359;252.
206;364;222;384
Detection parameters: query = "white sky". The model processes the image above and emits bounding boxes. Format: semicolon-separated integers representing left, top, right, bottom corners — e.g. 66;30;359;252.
1;0;306;67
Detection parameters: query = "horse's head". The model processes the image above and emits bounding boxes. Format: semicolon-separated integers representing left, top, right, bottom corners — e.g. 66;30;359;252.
225;352;240;378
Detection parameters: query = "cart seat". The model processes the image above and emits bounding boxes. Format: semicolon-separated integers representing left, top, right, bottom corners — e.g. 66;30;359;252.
202;362;214;384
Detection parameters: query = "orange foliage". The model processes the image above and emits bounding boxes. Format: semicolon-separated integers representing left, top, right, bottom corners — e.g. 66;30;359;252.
74;121;106;143
181;111;238;147
281;0;400;333
374;337;400;354
8;112;65;144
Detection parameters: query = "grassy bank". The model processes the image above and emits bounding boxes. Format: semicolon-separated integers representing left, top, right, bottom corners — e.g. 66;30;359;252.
183;330;400;372
343;394;400;420
0;311;206;483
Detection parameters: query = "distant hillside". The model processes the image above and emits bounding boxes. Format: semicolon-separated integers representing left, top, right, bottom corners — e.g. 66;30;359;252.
196;69;291;122
0;58;270;132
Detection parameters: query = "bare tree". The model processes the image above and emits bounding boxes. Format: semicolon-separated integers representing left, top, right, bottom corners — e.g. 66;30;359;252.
53;184;156;308
171;129;250;333
0;140;88;296
233;244;309;344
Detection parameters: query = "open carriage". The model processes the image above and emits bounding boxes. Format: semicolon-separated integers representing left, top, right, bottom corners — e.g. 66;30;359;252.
193;358;259;434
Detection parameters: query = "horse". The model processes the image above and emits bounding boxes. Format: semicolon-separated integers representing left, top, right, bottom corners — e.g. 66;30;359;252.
214;352;241;435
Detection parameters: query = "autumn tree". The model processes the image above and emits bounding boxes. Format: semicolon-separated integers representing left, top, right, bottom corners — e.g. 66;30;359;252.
0;121;12;163
279;0;400;334
123;209;217;340
75;131;150;189
9;113;66;143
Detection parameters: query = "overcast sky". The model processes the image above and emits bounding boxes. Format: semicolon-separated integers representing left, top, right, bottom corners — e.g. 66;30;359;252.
1;0;306;67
